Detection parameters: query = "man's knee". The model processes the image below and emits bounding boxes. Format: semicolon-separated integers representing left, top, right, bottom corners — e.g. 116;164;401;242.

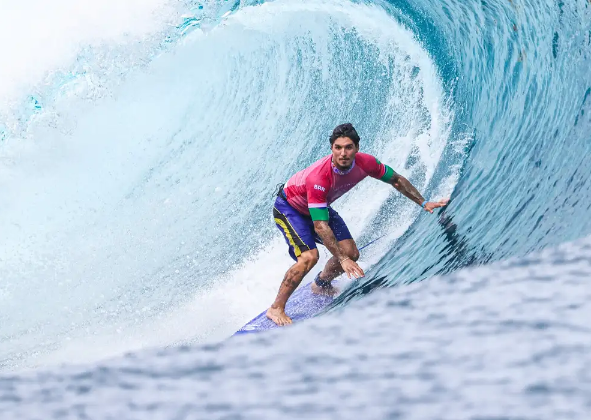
298;249;319;270
349;248;360;261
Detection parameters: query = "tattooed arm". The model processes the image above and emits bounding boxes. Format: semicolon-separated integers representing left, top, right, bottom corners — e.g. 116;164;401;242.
313;221;346;261
391;174;449;213
391;174;425;206
314;221;364;278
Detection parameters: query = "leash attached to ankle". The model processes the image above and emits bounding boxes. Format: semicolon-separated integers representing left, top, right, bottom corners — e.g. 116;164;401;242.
314;273;332;288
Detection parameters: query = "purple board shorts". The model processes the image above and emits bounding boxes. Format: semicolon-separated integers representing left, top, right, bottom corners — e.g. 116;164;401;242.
273;193;353;261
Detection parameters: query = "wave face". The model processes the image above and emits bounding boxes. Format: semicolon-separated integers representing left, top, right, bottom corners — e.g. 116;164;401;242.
0;0;590;391
339;0;591;301
0;0;454;369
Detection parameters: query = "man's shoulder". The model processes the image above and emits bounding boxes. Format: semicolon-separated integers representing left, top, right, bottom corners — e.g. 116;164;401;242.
355;152;384;170
310;154;332;166
305;155;332;186
306;155;332;175
355;152;377;163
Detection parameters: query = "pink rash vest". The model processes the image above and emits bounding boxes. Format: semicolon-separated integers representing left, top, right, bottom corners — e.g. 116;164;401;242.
283;152;397;221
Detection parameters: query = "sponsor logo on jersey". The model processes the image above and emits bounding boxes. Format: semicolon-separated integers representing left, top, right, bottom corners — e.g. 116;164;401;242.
314;185;326;192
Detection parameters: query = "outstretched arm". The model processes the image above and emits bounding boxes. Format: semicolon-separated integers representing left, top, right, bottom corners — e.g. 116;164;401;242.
391;174;449;213
357;153;448;213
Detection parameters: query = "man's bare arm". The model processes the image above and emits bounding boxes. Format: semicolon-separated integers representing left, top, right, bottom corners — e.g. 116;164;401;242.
391;174;425;206
390;173;449;213
313;220;364;278
313;221;346;261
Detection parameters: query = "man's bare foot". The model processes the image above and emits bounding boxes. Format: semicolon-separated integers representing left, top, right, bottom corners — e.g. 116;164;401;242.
311;281;339;297
266;307;292;326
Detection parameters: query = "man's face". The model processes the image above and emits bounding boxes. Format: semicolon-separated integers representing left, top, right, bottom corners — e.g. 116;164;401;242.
331;136;359;170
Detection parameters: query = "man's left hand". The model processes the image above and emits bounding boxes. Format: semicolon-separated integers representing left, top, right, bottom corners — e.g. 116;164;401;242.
423;198;450;213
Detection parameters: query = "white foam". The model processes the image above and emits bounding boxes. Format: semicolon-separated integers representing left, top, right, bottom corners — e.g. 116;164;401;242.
0;0;176;115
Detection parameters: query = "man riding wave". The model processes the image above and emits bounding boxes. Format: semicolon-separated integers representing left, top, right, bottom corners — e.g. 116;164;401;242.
267;123;448;326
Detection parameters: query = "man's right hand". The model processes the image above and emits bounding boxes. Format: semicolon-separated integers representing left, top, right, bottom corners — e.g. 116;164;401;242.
341;258;364;279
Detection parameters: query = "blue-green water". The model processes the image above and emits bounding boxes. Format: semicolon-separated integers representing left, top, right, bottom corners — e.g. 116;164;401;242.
339;0;591;301
0;0;590;417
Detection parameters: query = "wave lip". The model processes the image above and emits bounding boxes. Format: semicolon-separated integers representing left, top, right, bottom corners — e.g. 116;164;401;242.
0;0;186;138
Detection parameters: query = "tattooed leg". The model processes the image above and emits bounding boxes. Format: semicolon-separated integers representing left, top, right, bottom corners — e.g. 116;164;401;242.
267;249;319;326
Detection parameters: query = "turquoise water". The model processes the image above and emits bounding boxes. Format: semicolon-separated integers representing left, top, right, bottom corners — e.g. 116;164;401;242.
0;0;590;417
338;0;591;304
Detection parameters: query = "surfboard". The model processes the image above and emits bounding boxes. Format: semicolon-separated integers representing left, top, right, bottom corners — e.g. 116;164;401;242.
234;279;341;335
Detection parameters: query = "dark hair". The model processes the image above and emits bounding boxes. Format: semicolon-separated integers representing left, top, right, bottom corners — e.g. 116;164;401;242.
329;123;360;146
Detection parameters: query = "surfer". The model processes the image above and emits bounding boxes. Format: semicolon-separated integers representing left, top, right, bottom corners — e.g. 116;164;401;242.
267;123;449;326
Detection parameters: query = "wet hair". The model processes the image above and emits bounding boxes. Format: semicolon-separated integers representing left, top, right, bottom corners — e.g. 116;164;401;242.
329;123;360;146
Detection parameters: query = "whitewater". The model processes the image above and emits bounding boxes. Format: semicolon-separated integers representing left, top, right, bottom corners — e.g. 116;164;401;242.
1;0;590;418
